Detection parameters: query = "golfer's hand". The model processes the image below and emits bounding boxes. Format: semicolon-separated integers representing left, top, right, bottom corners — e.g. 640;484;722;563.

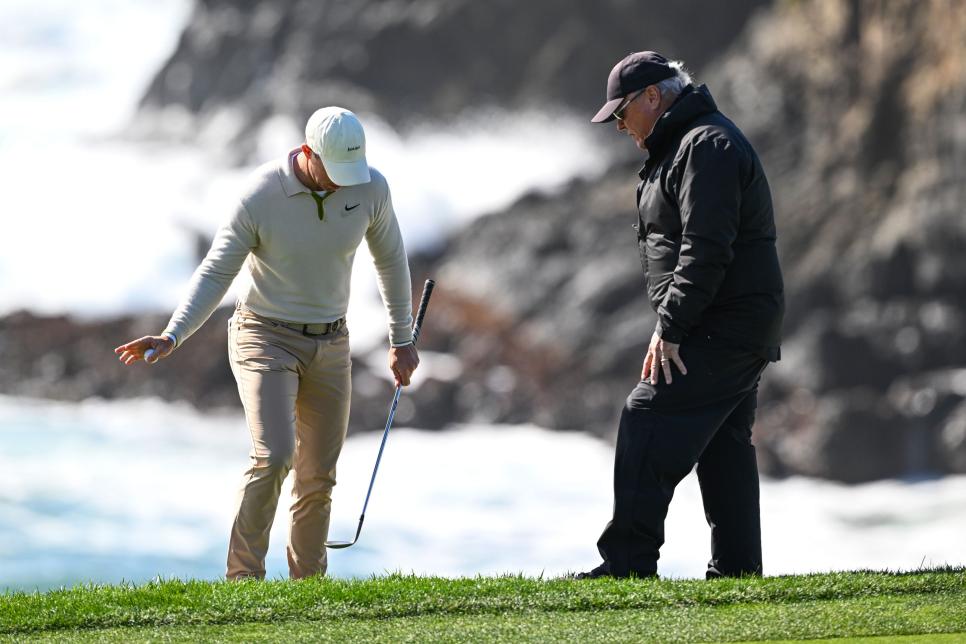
642;332;687;385
389;343;419;387
114;335;174;366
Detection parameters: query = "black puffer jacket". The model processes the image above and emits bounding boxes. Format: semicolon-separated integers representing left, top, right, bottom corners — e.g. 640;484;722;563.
636;84;784;360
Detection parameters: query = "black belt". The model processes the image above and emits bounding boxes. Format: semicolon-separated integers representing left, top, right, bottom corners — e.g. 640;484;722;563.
238;305;345;336
278;317;346;336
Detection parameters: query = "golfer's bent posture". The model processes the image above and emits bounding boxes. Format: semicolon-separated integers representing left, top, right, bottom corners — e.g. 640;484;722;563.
579;52;784;579
115;107;418;579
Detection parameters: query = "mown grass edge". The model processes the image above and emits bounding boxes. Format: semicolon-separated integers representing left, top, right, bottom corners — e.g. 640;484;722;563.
1;567;963;636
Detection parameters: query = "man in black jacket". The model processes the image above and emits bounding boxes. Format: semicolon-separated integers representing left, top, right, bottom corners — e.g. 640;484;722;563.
578;51;784;579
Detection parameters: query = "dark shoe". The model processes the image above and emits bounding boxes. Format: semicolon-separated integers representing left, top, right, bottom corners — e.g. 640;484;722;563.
573;562;612;579
706;565;762;580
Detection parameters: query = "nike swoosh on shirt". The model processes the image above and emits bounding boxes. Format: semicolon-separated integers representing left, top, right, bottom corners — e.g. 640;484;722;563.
345;203;360;211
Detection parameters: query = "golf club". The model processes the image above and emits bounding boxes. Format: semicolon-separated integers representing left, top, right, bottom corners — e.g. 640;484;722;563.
325;278;436;549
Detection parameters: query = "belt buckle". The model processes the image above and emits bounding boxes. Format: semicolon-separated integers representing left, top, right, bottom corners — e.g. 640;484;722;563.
301;323;324;336
300;318;344;337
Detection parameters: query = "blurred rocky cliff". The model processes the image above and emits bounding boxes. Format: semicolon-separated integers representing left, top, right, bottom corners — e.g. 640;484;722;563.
416;0;966;481
4;0;965;482
133;0;767;147
708;0;966;480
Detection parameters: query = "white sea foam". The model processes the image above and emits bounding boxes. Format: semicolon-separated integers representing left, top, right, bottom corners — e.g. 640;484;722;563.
0;0;193;141
1;396;963;590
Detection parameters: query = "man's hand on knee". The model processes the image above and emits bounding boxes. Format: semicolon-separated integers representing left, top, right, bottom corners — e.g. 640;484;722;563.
641;332;687;385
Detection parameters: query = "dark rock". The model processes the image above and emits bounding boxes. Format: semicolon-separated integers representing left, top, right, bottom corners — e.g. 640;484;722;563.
942;398;966;474
0;309;236;409
135;0;769;145
776;388;908;483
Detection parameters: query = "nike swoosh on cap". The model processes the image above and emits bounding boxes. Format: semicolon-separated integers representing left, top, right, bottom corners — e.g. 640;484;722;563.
345;203;360;211
348;146;361;151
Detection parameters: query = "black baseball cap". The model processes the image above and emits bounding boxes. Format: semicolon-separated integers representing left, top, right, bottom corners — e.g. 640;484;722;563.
591;51;676;123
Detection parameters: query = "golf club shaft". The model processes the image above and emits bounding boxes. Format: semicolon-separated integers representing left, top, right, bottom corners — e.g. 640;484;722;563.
327;279;435;548
356;384;402;522
355;278;434;519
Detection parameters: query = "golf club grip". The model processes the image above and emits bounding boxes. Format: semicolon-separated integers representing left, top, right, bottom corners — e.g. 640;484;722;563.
412;279;435;342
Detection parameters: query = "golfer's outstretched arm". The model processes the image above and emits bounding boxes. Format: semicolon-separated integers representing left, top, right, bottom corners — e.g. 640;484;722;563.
114;201;257;365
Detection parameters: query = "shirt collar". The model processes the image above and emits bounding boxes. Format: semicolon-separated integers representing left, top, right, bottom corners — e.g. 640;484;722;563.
278;148;311;197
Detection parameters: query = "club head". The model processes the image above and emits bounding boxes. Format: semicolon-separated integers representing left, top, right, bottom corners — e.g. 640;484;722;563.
324;540;355;549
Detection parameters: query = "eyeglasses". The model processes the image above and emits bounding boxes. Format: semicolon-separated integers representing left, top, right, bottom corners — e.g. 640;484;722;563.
612;89;646;121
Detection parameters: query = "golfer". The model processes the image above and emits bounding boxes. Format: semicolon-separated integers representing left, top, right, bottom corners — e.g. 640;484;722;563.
578;52;784;579
115;107;419;580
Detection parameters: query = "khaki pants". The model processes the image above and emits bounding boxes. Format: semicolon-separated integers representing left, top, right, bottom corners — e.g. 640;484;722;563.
225;305;351;580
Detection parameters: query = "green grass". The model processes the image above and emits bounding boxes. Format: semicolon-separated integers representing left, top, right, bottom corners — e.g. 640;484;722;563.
1;569;964;642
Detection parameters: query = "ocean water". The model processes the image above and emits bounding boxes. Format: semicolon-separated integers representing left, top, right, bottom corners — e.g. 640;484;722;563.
1;396;963;591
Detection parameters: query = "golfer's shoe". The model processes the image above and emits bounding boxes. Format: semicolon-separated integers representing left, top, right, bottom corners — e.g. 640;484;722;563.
573;562;612;580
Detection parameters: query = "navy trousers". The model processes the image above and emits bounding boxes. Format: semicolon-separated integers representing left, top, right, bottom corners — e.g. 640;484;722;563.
596;332;769;578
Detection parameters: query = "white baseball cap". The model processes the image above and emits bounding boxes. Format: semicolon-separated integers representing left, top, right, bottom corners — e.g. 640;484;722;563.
304;106;371;186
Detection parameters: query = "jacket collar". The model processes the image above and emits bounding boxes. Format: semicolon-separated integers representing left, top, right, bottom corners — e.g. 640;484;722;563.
639;84;718;177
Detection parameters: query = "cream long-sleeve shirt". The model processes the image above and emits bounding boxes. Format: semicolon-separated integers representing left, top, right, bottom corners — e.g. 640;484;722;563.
163;149;413;347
